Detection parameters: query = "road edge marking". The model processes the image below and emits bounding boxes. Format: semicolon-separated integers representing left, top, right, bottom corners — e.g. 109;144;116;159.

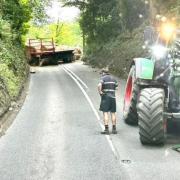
63;66;88;89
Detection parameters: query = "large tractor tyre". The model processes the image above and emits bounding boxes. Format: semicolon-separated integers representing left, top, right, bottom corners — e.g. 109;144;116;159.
137;88;166;145
123;66;139;125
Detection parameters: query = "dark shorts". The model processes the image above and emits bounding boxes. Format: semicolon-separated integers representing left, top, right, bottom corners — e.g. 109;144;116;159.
99;95;116;113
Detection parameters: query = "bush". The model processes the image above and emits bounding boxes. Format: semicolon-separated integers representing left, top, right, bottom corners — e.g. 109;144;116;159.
0;64;20;97
0;17;11;39
0;17;28;117
83;25;146;78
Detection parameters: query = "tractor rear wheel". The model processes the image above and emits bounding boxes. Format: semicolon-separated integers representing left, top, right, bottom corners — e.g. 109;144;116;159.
123;66;139;125
137;88;166;145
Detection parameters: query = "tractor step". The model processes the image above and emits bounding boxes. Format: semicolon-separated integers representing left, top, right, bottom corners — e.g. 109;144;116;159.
172;144;180;152
163;112;180;119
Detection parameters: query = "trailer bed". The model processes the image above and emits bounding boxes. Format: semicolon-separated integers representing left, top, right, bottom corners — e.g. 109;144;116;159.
27;38;74;65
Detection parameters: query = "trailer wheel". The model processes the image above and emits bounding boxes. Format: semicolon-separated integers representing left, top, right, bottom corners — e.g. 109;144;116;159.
123;66;139;125
137;88;166;145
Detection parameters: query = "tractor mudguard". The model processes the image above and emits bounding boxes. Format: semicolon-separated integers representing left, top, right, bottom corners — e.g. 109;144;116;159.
133;58;154;80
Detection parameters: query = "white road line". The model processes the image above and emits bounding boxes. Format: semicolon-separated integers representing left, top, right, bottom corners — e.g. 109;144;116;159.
63;66;118;158
63;66;88;89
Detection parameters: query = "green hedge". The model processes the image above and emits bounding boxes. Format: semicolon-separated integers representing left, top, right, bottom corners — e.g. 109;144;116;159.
0;17;28;117
83;25;147;78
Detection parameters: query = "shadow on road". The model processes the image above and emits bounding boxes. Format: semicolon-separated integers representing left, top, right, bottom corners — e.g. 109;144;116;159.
166;121;180;145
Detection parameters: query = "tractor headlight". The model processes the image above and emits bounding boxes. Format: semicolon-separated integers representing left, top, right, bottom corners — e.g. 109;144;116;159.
151;45;168;59
161;23;176;41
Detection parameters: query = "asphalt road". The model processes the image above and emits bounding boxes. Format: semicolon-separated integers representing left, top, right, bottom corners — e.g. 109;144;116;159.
0;61;180;180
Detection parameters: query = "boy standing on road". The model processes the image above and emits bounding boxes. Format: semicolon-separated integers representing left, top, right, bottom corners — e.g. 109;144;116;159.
98;68;118;135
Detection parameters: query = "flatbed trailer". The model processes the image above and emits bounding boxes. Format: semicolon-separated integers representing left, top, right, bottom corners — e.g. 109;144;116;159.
26;38;74;65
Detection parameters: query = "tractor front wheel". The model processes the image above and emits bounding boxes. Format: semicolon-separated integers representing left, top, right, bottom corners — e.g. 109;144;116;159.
137;88;166;145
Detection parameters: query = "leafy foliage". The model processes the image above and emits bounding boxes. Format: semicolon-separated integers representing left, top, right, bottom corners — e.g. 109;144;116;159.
63;0;180;77
26;22;83;47
0;17;11;39
30;0;52;25
0;33;28;96
1;0;32;42
1;0;53;41
83;26;146;78
63;0;147;45
0;0;31;115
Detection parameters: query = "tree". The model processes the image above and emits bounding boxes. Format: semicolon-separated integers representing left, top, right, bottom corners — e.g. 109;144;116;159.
1;0;32;42
30;0;52;25
119;0;148;31
63;0;122;49
0;0;54;42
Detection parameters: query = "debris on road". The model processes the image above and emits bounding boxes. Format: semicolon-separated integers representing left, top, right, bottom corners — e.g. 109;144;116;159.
30;67;36;73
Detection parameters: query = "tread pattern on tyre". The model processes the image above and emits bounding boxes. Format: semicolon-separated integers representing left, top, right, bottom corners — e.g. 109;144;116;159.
137;88;166;145
124;66;138;125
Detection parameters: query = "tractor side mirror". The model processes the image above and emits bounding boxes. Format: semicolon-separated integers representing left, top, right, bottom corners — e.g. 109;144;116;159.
144;26;157;47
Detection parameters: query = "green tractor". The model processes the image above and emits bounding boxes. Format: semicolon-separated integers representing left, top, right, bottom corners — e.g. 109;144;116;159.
123;22;180;145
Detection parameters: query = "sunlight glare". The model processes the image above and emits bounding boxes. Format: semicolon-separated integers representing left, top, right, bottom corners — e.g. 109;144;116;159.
46;0;80;22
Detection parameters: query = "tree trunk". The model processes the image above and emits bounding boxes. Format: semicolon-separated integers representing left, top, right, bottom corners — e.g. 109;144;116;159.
149;0;157;20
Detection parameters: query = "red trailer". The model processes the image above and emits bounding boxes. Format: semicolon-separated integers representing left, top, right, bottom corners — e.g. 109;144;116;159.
26;38;74;65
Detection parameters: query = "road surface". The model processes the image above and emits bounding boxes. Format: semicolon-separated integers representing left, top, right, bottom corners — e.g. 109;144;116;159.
0;61;180;180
